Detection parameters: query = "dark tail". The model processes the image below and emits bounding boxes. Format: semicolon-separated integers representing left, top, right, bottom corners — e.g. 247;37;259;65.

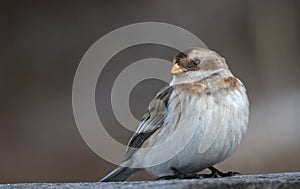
100;165;140;182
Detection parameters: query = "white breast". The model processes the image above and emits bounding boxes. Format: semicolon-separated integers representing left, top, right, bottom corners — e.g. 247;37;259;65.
134;80;249;177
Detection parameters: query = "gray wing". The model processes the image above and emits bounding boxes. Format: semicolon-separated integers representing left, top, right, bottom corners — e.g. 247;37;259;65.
123;85;174;161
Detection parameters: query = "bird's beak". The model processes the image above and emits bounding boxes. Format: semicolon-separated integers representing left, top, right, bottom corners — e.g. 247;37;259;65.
170;63;186;75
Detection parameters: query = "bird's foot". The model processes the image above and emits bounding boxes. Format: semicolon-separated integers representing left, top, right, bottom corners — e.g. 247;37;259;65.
156;175;178;180
197;172;219;178
157;167;240;180
171;167;200;179
156;167;200;180
203;166;240;178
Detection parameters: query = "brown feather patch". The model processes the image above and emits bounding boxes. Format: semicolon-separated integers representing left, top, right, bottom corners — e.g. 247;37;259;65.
200;59;219;71
223;77;240;90
175;83;206;96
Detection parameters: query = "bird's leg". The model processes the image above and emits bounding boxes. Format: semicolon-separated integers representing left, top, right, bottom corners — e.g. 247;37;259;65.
196;167;240;178
156;175;178;180
157;166;240;180
196;168;219;178
208;166;240;177
156;167;199;180
171;167;199;179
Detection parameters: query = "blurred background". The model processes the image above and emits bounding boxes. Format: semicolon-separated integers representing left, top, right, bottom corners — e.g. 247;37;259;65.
1;0;300;183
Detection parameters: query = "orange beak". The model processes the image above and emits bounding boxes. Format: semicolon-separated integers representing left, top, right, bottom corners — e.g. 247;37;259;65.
170;63;186;75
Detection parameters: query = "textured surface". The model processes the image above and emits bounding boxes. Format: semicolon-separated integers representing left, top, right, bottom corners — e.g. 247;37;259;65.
1;172;299;189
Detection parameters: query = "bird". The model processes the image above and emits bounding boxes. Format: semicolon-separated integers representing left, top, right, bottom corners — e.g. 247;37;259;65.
101;47;249;182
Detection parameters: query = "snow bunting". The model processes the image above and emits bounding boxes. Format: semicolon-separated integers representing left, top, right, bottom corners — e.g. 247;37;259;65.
101;47;249;182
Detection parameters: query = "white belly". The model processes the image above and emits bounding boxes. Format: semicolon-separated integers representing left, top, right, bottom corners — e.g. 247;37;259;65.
140;86;249;176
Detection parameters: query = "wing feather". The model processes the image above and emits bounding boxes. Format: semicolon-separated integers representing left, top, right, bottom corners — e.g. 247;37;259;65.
123;86;174;160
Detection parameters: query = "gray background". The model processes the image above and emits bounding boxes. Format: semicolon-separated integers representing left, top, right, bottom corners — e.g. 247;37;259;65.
1;0;300;183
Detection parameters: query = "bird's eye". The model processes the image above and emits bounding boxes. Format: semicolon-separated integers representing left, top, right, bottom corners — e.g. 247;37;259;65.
193;59;201;65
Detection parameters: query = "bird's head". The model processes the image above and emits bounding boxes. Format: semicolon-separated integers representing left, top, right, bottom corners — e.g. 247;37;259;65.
170;48;230;84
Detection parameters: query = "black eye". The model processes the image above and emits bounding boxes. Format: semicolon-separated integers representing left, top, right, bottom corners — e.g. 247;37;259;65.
193;59;201;65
